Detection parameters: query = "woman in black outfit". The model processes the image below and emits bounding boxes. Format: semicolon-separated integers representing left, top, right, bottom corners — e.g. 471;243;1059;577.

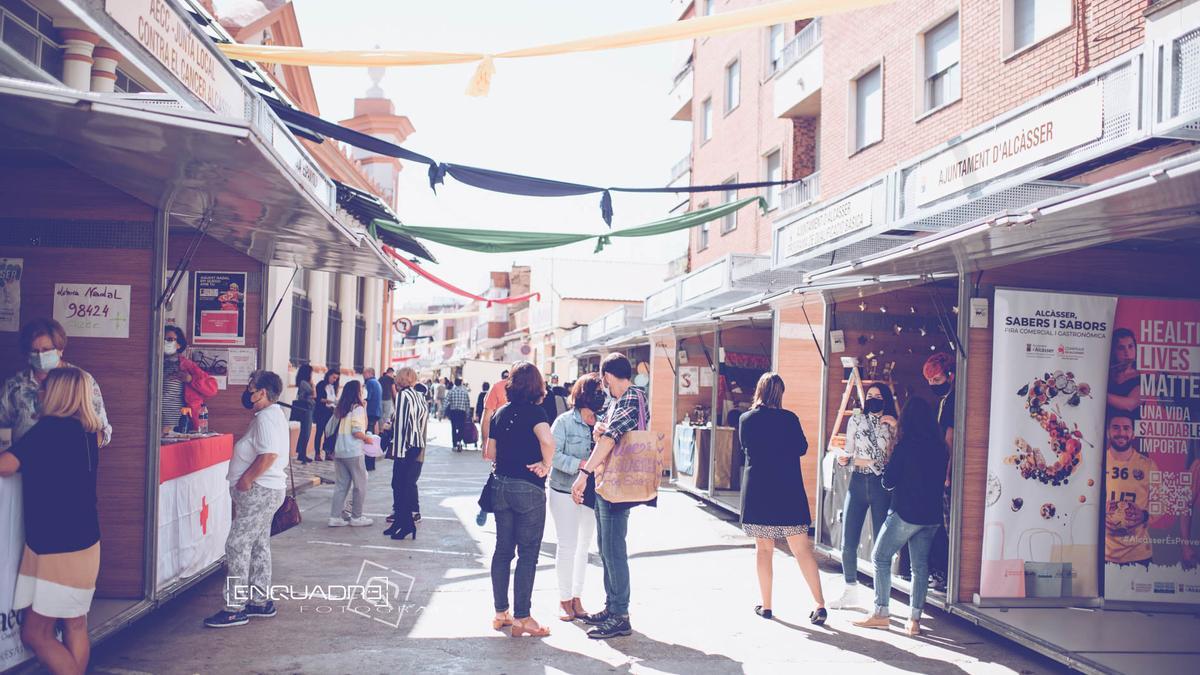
853;397;948;636
313;370;340;461
485;361;555;638
291;364;315;463
739;372;826;625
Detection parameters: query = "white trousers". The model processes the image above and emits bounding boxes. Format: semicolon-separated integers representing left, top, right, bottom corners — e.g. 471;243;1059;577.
547;488;595;601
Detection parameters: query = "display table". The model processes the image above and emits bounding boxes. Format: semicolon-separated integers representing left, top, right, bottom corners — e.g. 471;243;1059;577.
675;424;710;490
157;434;234;591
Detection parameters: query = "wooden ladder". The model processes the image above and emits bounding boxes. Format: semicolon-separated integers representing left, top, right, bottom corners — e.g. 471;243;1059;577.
827;365;891;452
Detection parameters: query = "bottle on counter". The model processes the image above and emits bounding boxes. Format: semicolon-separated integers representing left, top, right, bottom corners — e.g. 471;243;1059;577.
176;407;192;434
198;404;209;434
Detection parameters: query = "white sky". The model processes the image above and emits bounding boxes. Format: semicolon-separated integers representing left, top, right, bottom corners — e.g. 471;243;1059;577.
292;0;693;304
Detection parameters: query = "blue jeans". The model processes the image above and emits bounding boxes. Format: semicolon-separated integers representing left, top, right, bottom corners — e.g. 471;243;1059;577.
595;495;631;617
841;471;890;584
871;512;938;620
490;476;547;619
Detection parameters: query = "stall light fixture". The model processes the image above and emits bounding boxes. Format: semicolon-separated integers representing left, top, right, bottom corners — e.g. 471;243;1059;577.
879;305;888;314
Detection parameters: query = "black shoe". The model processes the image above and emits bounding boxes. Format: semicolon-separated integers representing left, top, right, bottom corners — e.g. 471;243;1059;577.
245;601;276;619
930;573;947;592
412;512;421;524
383;522;401;537
754;605;772;619
390;526;416;540
587;615;632;640
203;609;248;628
809;607;827;626
581;609;612;626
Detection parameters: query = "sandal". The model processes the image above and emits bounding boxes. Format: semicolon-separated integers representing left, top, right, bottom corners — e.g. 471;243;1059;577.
906;619;921;636
571;597;587;619
491;612;513;631
559;600;577;622
511;617;551;638
809;607;828;626
754;605;773;620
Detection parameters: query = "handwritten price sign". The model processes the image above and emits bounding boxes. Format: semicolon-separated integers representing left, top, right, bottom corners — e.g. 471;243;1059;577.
53;283;131;338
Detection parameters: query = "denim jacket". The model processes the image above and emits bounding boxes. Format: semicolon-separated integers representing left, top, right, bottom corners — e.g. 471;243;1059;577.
549;409;593;493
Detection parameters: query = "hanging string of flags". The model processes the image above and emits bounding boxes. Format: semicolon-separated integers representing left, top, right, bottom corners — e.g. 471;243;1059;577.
216;0;890;95
372;196;767;254
383;246;543;305
271;100;790;226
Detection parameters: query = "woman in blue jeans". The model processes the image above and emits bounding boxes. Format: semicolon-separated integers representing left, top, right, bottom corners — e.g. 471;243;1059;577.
831;383;896;609
485;362;555;638
854;397;948;636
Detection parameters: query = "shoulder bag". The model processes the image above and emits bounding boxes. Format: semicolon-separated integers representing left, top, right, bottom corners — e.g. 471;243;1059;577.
271;454;302;536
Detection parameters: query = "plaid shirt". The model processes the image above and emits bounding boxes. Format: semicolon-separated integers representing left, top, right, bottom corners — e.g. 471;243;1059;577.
444;386;471;412
602;385;648;442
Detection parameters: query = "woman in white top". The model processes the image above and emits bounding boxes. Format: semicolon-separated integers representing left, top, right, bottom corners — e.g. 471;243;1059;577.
328;380;373;527
830;383;897;609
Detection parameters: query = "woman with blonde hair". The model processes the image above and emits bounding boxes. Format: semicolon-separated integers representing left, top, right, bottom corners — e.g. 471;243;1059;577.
738;372;826;625
0;367;103;675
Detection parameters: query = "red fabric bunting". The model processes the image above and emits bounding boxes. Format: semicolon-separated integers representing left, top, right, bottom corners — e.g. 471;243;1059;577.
384;246;542;306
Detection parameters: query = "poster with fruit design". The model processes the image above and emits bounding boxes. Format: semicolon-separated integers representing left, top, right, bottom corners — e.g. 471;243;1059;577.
1103;297;1200;605
981;289;1116;599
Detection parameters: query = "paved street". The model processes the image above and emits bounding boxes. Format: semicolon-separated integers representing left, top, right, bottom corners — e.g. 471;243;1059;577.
91;420;1066;674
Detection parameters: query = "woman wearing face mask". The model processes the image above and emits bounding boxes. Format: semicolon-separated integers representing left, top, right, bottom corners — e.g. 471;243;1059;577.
161;325;218;435
0;318;111;448
313;370;340;462
830;383;897;610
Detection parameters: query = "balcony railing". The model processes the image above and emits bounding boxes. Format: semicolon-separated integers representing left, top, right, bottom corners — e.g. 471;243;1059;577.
670;154;691;183
775;18;822;76
780;172;820;212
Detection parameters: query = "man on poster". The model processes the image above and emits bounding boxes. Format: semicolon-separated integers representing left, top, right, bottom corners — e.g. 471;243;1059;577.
1104;409;1157;568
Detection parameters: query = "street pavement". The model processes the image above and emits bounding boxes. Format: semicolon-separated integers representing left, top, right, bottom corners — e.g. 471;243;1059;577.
90;419;1067;674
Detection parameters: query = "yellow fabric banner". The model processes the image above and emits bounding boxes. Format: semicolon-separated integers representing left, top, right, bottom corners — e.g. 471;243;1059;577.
217;0;890;95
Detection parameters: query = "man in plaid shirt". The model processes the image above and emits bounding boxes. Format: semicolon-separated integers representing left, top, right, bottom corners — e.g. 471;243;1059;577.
571;353;649;640
443;379;472;451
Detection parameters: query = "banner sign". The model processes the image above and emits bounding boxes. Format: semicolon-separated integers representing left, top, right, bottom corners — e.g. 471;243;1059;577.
157;436;234;591
193;272;246;346
980;289;1116;599
1103;297;1200;604
0;258;21;332
679;366;700;395
53;283;131;339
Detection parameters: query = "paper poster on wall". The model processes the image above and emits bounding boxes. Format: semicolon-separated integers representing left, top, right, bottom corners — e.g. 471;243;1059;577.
699;366;714;388
53;283;131;339
193;272;246;345
980;289;1116;600
163;270;190;329
0;258;21;332
226;348;258;386
679;366;700;395
190;348;229;391
1103;297;1200;605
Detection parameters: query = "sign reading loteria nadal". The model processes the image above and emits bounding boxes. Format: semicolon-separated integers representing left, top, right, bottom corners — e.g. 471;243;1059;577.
910;84;1103;207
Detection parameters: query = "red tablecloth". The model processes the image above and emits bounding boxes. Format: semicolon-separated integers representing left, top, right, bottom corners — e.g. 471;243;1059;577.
160;434;234;484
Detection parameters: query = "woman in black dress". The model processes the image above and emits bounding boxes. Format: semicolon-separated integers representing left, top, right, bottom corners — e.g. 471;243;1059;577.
739;372;826;625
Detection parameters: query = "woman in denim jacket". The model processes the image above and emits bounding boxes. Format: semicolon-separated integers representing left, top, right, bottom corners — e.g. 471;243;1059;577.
547;374;607;622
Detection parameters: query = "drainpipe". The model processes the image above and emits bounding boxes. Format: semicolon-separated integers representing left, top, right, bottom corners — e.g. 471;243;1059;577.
91;46;121;93
61;29;100;91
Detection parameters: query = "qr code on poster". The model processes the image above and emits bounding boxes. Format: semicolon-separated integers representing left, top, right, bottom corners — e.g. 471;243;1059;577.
1149;471;1192;516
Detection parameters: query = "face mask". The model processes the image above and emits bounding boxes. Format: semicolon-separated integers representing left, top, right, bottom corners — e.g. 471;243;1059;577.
30;350;60;372
241;389;255;410
930;381;952;397
864;398;885;415
163;341;178;356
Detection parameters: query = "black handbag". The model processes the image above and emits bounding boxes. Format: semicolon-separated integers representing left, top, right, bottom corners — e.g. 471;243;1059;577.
477;473;496;513
271;455;302;536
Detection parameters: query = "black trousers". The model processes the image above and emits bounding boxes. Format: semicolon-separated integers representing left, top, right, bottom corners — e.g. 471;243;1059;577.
391;450;424;520
290;406;313;460
447;408;467;447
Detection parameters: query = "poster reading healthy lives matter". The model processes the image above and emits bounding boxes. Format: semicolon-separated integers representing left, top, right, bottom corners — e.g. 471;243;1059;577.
193;271;246;346
1104;297;1200;605
981;289;1116;599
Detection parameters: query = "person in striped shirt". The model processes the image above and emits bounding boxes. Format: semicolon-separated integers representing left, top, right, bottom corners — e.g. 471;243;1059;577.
385;368;428;540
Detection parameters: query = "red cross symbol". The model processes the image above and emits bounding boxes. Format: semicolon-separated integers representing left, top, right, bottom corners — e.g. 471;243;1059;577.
200;496;210;535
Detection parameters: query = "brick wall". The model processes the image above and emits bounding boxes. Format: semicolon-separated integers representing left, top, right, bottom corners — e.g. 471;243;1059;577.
792;117;818;178
819;0;1147;198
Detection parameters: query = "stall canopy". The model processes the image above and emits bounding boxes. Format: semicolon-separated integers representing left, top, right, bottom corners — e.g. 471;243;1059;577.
805;149;1200;282
0;77;415;281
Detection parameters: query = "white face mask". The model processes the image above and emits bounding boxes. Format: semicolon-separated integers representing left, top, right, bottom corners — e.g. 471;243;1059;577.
164;341;179;356
30;350;60;372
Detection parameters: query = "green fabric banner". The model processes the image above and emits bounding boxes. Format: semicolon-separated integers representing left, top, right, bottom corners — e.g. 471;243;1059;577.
371;196;766;254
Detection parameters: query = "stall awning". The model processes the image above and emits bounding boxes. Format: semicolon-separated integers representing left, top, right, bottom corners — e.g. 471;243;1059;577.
0;77;406;281
335;182;436;262
805;149;1200;282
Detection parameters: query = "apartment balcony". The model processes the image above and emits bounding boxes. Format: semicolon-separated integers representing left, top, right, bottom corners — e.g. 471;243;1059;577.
773;19;822;119
669;58;693;121
778;171;820;214
668;153;691;188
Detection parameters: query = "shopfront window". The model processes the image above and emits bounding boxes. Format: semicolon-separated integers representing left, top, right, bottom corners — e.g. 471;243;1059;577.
326;308;342;372
1;0;62;81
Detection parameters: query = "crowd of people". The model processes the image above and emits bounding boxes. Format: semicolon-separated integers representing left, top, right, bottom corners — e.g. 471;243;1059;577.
0;315;961;674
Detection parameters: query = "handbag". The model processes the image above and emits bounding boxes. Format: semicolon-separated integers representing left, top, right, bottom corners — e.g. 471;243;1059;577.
595;389;664;504
1022;529;1072;599
477;472;496;513
271;454;302;536
979;521;1026;598
1051;503;1099;597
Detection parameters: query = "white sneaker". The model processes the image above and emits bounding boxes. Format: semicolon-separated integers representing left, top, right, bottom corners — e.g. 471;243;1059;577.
348;516;374;527
328;517;349;527
829;584;862;610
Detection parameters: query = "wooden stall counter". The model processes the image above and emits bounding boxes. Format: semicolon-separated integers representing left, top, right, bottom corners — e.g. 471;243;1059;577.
157;434;234;592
